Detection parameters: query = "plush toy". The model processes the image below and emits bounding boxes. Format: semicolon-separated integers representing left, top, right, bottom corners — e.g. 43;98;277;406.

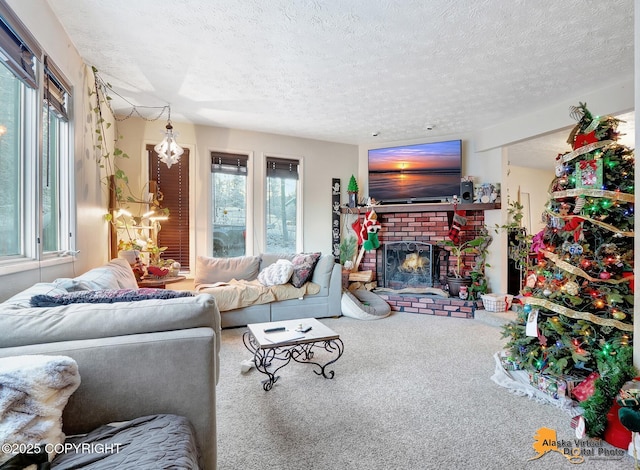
617;379;640;432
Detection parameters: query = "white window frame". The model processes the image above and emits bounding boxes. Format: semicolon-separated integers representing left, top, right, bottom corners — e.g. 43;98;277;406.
210;148;254;257
0;5;75;273
263;153;304;254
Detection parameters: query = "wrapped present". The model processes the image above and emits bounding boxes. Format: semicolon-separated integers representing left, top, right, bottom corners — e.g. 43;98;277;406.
572;372;599;402
561;374;589;397
499;350;522;371
528;371;567;399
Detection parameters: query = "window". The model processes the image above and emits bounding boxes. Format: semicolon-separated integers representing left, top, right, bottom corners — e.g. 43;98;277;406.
42;57;71;254
265;156;300;253
0;5;74;265
211;151;248;257
0;62;24;257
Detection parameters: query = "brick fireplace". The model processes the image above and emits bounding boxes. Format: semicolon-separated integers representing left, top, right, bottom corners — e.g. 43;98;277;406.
347;203;496;318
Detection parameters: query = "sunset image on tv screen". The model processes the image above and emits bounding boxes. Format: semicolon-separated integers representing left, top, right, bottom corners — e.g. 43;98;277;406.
368;140;461;201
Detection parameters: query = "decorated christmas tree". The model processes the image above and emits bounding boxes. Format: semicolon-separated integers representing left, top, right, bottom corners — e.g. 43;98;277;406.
501;103;635;436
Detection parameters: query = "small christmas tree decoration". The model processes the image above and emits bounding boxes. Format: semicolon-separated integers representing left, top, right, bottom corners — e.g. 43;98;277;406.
347;175;359;208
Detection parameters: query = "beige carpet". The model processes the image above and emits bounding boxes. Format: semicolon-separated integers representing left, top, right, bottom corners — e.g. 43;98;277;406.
215;312;634;469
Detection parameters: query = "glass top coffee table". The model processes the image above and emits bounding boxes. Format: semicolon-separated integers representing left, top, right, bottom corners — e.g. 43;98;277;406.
243;318;344;391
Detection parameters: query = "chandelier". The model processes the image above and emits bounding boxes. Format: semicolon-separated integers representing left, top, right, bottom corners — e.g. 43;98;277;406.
154;107;184;168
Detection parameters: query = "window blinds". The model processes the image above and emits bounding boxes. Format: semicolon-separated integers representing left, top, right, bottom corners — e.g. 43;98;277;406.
211;151;248;175
266;156;299;180
0;2;41;88
44;56;70;121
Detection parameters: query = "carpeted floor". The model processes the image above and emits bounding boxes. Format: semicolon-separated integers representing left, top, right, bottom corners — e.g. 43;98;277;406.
216;312;635;469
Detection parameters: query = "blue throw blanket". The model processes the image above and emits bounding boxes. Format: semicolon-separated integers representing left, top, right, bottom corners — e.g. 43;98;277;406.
30;288;194;307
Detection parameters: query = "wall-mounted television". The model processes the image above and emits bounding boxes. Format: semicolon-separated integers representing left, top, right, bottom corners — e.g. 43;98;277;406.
368;139;462;204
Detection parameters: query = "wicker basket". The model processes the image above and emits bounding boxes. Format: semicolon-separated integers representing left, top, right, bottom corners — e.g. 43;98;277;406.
481;294;514;312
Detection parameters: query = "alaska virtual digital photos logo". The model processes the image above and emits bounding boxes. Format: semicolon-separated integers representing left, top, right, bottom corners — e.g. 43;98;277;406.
529;427;627;464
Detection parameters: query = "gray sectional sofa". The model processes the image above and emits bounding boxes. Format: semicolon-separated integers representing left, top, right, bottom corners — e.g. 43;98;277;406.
0;259;221;469
194;253;343;328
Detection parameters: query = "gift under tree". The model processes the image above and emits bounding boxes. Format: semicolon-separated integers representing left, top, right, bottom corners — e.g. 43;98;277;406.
501;103;635;438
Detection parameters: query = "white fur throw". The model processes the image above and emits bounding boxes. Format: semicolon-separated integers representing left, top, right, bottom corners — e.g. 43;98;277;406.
0;355;81;466
258;259;294;286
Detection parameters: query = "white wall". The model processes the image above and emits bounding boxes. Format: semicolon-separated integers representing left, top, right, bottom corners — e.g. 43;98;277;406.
505;165;555;235
116;118;358;271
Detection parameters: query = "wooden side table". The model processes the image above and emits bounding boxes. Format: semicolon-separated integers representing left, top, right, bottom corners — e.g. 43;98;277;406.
137;275;186;289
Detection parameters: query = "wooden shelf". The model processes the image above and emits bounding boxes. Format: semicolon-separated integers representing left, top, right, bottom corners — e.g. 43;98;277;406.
340;202;500;214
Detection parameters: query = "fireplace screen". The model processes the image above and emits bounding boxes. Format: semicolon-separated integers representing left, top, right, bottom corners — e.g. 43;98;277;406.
381;242;439;289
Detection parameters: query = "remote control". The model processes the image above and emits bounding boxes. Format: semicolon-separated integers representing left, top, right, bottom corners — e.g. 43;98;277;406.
264;327;286;333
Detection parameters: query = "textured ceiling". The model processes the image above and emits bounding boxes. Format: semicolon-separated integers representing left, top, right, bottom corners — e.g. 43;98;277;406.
46;0;633;149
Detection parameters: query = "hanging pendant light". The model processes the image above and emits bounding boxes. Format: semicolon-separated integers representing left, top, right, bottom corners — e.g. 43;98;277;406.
154;107;184;168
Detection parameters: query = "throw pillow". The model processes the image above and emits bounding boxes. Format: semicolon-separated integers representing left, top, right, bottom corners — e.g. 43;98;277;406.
0;355;81;466
30;288;194;307
258;259;294;286
290;252;321;288
194;255;261;287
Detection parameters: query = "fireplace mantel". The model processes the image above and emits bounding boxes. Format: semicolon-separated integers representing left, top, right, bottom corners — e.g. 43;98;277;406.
340;202;500;214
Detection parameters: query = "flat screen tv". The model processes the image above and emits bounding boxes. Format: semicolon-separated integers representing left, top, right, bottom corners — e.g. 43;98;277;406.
368;139;462;204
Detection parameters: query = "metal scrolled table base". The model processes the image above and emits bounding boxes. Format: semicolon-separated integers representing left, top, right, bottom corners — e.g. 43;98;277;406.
243;332;344;391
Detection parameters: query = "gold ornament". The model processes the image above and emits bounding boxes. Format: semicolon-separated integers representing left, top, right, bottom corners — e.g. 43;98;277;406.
564;281;579;296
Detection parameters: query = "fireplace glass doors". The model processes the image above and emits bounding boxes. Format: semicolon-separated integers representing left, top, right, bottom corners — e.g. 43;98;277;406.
381;242;440;289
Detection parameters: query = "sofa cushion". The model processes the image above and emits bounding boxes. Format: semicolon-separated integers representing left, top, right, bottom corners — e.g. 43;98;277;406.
290;252;321;288
53;258;138;291
310;255;335;291
30;288;194;307
194;255;261;288
257;259;294;286
3;283;68;309
259;253;295;271
0;293;218;349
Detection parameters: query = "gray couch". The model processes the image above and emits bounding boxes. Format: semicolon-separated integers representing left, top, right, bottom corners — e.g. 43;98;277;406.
195;253;343;329
0;259;221;470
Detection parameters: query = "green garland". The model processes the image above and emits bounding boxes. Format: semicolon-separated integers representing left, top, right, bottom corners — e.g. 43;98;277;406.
581;345;636;436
